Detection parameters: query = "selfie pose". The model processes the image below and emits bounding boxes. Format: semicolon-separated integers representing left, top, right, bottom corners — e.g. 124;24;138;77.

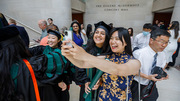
62;27;140;101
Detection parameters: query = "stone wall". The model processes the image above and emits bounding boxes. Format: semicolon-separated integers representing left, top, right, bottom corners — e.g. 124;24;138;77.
0;0;72;41
84;0;154;35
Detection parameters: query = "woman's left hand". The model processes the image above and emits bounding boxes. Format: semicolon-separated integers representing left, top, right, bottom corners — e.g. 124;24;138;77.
58;81;67;91
92;79;101;90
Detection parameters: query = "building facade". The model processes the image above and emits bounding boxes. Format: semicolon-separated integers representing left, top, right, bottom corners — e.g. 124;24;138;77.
0;0;179;41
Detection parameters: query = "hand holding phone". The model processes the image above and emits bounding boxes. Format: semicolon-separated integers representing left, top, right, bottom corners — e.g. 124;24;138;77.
64;29;73;47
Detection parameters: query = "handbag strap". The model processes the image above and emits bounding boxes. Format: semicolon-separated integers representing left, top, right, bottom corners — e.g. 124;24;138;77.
138;70;141;101
23;59;41;101
126;76;129;101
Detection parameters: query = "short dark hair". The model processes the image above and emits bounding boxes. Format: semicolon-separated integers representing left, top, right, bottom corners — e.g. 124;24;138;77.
143;23;152;29
150;29;171;39
48;18;53;21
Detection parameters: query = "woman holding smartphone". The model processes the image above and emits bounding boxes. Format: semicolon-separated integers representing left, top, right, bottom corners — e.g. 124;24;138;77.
61;27;140;101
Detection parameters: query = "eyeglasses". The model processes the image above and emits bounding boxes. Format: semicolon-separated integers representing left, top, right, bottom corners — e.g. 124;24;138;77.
72;26;78;28
154;39;170;45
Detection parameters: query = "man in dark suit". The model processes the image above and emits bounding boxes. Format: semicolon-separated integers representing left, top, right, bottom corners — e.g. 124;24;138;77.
8;18;30;47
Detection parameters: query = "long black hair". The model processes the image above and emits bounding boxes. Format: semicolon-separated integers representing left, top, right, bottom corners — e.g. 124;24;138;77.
70;21;81;34
169;21;179;39
86;24;92;39
85;27;111;55
109;27;133;55
128;27;133;36
0;36;31;101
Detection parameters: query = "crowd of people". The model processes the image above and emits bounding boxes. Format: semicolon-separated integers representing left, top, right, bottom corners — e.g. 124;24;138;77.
0;12;180;101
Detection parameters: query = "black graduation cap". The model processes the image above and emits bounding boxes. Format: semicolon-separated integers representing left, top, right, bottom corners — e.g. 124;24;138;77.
94;21;111;34
47;29;61;39
0;26;19;42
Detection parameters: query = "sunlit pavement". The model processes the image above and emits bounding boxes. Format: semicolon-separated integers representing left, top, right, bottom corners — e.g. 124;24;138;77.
157;67;180;101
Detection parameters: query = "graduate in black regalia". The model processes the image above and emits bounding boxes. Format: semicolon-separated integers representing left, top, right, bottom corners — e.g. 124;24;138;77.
0;26;72;101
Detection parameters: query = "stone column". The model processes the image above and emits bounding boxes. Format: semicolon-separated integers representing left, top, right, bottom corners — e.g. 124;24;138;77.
52;0;72;29
171;0;180;23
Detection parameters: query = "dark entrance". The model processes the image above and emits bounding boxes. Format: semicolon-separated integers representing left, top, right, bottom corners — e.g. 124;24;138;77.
153;12;173;29
72;13;84;24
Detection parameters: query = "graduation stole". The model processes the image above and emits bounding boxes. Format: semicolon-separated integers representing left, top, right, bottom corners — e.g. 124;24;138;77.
85;47;102;101
43;45;67;77
23;59;41;101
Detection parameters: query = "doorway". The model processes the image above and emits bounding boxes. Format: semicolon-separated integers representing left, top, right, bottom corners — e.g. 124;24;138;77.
72;13;84;24
153;12;173;29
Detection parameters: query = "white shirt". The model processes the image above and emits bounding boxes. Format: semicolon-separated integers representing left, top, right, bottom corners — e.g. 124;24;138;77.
163;30;180;63
133;46;166;85
81;29;88;45
133;33;150;49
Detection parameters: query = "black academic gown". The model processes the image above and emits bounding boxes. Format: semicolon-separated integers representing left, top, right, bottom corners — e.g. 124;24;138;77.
11;46;70;101
76;46;102;101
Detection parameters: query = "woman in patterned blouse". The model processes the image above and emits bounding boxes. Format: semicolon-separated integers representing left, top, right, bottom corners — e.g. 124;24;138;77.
61;27;140;101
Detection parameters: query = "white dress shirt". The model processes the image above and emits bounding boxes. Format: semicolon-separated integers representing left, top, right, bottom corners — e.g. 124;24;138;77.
133;45;166;85
133;33;150;49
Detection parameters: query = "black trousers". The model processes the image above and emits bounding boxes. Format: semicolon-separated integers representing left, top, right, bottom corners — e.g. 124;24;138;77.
79;85;85;101
131;80;159;101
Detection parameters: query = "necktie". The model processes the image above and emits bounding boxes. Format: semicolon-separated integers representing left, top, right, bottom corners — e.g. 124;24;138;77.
152;53;158;69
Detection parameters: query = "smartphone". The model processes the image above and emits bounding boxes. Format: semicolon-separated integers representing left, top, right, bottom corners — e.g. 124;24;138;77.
64;30;73;47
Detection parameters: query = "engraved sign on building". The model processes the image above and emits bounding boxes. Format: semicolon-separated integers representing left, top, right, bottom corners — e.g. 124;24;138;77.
84;0;154;34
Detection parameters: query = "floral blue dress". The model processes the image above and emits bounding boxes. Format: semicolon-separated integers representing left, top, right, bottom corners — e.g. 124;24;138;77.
98;52;134;101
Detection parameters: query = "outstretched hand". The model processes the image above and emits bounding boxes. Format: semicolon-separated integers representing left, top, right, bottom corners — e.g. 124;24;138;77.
61;40;73;56
69;41;88;60
62;41;89;61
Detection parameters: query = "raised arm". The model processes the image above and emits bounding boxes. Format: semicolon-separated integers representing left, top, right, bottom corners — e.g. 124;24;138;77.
62;41;141;76
61;41;93;68
83;54;140;76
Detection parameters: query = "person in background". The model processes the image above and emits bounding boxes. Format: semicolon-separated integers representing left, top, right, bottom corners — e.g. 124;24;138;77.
128;27;134;48
47;18;59;31
154;20;159;27
0;12;9;28
8;18;30;47
38;19;48;40
76;21;111;101
108;23;113;29
131;28;170;101
159;21;166;30
40;24;60;46
70;21;83;46
86;24;93;40
60;26;68;37
80;23;88;46
133;23;152;51
61;27;140;101
168;42;180;67
163;21;180;69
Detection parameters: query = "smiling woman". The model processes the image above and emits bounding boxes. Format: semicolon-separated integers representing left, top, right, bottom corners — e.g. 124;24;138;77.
47;29;62;48
70;21;84;46
61;27;140;101
28;29;73;101
75;21;112;101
